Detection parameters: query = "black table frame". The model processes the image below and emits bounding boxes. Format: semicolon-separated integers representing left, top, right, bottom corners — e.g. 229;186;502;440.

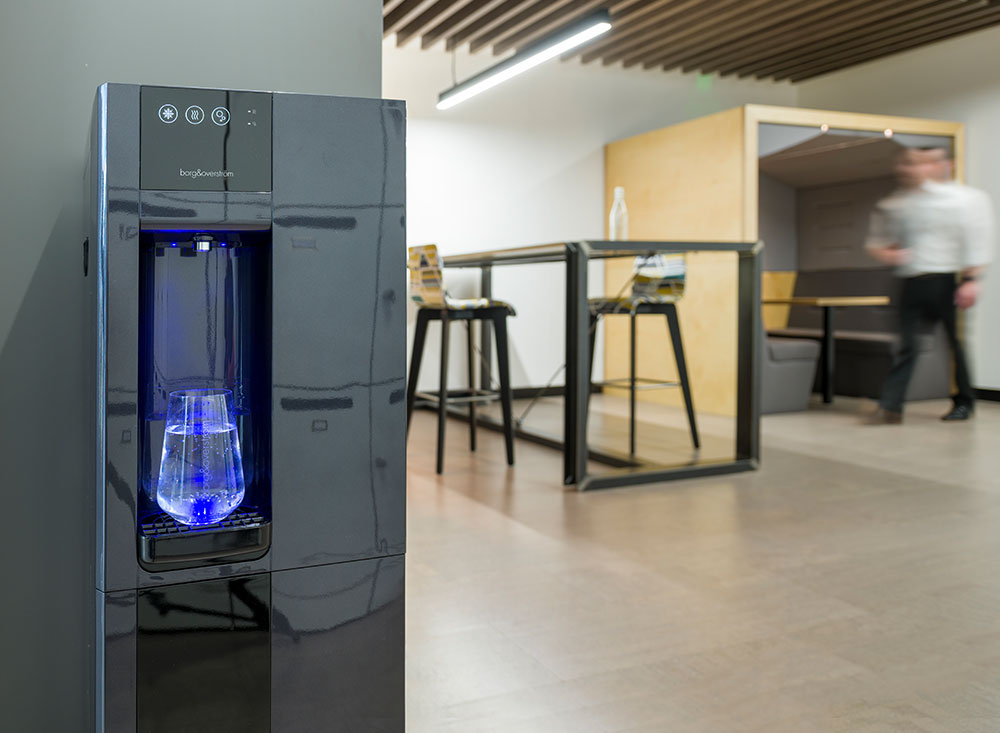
822;306;834;404
444;240;762;491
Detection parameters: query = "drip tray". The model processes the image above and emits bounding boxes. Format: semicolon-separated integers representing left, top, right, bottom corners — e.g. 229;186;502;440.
138;509;270;571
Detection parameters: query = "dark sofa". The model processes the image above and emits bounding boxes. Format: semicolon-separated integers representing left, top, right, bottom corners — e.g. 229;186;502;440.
767;268;951;401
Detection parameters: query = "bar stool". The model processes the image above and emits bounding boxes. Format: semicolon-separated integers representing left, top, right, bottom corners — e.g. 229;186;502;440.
405;245;516;474
588;253;699;455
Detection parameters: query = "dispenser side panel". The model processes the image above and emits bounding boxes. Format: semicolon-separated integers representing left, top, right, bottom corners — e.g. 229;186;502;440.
97;589;137;733
271;556;405;731
101;83;142;593
270;95;406;570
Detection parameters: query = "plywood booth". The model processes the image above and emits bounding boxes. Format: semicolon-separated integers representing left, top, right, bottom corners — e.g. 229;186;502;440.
604;104;963;417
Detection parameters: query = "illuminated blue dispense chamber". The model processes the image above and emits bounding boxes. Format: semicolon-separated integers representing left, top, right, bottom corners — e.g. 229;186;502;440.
139;227;270;535
88;84;405;731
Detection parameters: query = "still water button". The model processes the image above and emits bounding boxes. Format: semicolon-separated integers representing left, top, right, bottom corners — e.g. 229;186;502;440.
185;105;205;124
211;107;230;126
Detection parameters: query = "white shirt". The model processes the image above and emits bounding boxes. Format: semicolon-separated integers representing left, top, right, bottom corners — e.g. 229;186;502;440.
866;181;995;277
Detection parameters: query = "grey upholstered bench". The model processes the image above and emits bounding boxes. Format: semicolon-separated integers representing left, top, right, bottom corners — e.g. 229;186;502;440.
767;268;950;401
762;336;821;414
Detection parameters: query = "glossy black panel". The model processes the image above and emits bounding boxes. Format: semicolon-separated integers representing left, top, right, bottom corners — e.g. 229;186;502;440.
139;191;272;229
98;590;137;733
272;94;405;209
271;557;404;732
270;95;406;571
371;381;406;556
140;86;271;192
137;575;270;733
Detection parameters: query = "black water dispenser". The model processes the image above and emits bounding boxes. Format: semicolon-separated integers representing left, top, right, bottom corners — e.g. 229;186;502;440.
87;84;405;731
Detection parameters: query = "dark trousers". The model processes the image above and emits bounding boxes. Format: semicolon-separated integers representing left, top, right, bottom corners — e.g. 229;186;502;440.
880;273;974;413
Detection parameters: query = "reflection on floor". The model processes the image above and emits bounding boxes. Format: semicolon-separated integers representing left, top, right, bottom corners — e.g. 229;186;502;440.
406;394;1000;732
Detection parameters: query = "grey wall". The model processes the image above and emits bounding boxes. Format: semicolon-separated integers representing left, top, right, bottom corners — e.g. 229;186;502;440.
758;173;798;271
0;2;380;729
797;177;896;271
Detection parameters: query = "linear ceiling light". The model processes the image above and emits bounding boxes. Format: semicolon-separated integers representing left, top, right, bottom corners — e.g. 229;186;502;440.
437;9;612;111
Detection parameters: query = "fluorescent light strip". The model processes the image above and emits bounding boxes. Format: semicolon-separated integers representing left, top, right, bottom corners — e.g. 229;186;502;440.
437;16;612;111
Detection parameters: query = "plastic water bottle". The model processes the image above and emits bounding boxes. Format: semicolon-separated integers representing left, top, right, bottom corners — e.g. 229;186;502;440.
609;186;628;241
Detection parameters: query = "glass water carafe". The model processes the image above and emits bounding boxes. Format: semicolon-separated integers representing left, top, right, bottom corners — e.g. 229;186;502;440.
609;186;628;241
157;388;246;526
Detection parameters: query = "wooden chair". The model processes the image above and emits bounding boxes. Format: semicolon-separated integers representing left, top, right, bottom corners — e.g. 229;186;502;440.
406;245;516;474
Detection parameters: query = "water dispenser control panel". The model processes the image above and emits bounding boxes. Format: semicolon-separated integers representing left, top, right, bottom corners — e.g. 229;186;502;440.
140;85;272;192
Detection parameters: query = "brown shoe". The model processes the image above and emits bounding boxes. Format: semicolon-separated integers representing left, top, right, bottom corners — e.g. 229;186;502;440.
864;408;903;425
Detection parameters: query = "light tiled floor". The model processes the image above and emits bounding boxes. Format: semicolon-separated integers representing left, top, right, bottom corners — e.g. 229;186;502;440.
405;396;1000;732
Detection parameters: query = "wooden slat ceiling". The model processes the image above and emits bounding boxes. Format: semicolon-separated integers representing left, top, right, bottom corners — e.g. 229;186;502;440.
383;0;1000;82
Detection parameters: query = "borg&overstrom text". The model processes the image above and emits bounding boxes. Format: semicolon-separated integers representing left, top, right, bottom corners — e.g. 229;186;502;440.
179;168;235;178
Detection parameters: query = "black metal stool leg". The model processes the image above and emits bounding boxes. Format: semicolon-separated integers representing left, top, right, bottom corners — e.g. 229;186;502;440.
406;309;429;435
665;305;699;449
588;313;599;410
437;312;450;474
629;311;637;456
466;320;476;452
493;314;515;466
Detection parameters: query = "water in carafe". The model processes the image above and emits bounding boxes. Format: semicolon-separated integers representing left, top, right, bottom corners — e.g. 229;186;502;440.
157;389;245;525
609;186;628;241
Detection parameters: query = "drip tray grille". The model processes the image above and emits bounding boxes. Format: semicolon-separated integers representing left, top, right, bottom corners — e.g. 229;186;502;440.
138;509;270;571
141;509;266;536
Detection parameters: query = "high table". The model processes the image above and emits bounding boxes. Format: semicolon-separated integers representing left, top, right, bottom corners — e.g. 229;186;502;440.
443;240;762;491
763;296;890;404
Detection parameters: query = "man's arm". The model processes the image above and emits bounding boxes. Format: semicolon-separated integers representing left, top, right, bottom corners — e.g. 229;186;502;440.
865;205;910;266
868;244;910;267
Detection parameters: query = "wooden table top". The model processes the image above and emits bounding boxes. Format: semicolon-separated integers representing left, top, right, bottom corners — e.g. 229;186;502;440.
762;296;890;307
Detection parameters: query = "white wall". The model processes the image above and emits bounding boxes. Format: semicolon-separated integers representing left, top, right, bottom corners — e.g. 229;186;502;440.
798;25;1000;390
384;38;796;390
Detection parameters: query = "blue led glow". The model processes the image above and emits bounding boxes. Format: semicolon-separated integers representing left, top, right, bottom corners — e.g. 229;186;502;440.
171;242;177;247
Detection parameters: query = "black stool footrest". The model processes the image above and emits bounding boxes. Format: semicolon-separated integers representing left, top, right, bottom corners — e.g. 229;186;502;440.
414;389;501;405
597;377;680;390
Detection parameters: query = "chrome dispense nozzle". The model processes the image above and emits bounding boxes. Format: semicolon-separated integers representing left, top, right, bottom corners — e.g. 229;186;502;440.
193;235;212;252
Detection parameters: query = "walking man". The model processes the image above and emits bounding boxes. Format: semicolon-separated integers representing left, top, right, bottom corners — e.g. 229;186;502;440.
865;146;994;423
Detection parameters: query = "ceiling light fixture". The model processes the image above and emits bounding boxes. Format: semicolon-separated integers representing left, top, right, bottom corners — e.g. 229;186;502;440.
437;9;612;111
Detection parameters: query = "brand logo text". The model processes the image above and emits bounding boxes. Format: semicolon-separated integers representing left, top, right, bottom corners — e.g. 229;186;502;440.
179;168;235;179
